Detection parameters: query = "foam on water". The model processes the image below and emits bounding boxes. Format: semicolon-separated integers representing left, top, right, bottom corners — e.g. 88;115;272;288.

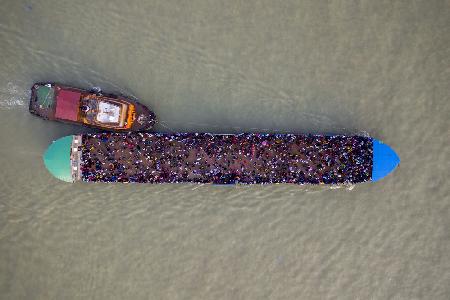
0;82;29;109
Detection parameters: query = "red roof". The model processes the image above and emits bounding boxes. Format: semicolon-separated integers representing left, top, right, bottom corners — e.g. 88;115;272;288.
55;89;81;121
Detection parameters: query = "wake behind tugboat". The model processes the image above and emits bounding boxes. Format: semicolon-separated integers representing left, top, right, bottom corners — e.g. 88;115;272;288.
43;133;400;184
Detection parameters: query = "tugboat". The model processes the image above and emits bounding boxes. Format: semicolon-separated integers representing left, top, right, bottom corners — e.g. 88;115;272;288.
29;83;156;131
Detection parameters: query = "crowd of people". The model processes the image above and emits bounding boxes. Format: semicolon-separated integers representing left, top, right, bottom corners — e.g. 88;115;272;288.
80;132;373;184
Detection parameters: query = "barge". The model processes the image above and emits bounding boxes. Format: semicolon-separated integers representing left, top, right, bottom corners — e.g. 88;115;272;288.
29;83;156;131
43;133;399;184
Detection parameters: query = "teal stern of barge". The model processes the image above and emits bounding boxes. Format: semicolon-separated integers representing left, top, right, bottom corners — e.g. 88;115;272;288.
43;135;82;182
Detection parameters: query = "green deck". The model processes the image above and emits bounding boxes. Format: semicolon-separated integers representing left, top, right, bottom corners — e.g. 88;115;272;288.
36;85;55;108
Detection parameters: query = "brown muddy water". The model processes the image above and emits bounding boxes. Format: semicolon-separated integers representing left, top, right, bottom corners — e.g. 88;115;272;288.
0;0;449;299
